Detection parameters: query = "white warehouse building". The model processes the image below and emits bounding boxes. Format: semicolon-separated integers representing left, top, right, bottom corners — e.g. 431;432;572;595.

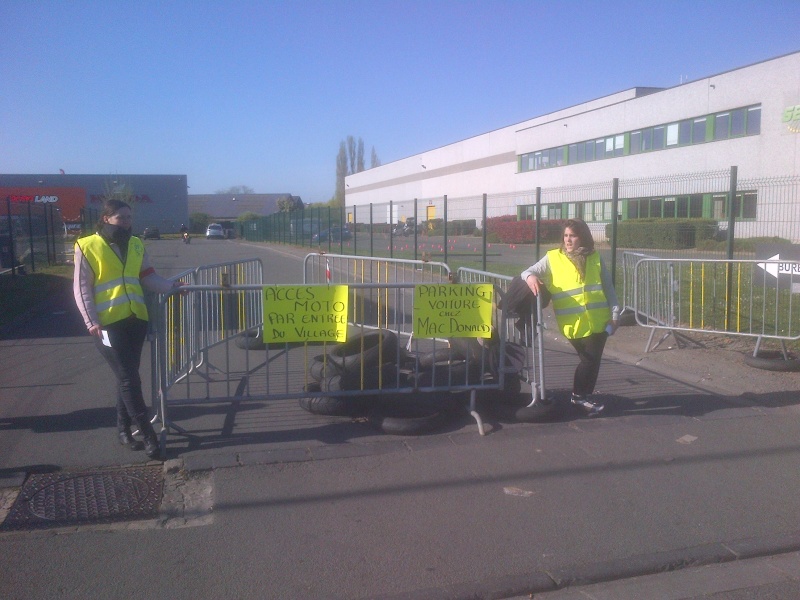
345;51;800;241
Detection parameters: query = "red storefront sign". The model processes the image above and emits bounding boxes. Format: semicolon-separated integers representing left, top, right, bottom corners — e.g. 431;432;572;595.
2;187;87;221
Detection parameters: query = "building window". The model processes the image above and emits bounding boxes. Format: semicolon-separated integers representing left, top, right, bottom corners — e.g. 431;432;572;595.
666;123;679;147
692;117;707;144
730;108;746;136
642;128;653;151
584;140;595;161
713;192;758;220
630;131;642;154
518;104;760;171
746;106;761;135
595;139;606;160
679;120;692;145
663;197;676;218
715;113;730;140
653;125;666;150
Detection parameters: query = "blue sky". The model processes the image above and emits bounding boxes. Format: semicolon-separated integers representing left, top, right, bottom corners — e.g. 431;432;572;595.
2;0;798;203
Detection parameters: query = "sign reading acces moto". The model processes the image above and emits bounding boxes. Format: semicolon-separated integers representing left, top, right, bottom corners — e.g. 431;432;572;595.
263;285;349;343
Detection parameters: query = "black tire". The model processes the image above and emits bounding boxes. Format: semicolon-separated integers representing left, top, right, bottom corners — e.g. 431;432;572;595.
418;347;465;369
320;362;404;390
298;382;369;416
412;360;482;388
367;393;456;435
309;356;344;382
743;351;800;372
235;334;266;350
328;330;399;372
447;337;485;363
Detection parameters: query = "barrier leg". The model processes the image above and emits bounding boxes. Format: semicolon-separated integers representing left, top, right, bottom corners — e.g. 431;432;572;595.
468;389;485;436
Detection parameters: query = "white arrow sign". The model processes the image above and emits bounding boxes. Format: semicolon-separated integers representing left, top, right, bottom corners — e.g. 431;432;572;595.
756;254;800;279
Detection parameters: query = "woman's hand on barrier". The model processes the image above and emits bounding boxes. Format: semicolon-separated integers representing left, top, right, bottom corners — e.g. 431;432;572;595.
172;280;188;296
525;274;542;296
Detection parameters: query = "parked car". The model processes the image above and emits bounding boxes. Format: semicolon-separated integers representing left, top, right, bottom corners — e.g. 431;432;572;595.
312;227;352;243
142;227;161;240
206;223;225;239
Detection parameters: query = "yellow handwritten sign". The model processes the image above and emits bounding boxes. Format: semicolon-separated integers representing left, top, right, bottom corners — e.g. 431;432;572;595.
263;285;349;343
413;284;493;338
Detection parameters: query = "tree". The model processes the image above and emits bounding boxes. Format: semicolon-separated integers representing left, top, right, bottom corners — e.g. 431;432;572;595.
334;136;378;203
189;212;212;233
277;196;304;212
101;179;135;204
236;212;260;222
356;138;365;173
370;146;381;168
334;141;348;206
215;185;255;194
98;179;137;222
346;136;356;176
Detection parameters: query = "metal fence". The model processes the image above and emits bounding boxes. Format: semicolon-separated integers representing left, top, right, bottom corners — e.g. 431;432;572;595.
456;267;546;405
148;256;547;454
631;257;800;352
1;197;67;274
242;168;800;283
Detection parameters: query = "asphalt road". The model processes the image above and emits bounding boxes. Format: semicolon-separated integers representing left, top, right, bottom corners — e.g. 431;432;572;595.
2;238;800;599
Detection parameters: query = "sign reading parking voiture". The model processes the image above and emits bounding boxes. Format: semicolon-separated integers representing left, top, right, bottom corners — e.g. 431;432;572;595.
755;244;800;294
413;284;493;338
263;285;349;343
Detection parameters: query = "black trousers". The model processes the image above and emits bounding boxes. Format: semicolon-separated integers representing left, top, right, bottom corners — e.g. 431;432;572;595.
93;316;152;433
568;331;608;396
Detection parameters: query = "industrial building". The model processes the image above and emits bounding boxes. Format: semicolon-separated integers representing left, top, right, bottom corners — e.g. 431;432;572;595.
345;51;800;241
1;173;188;235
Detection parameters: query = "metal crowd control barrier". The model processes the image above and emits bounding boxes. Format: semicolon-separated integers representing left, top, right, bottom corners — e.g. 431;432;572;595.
303;252;452;341
304;252;452;286
150;281;514;453
147;259;265;432
456;268;547;405
620;251;657;318
633;257;800;353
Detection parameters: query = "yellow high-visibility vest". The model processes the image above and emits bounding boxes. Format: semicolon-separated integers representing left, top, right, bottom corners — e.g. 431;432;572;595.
76;234;148;326
547;249;610;339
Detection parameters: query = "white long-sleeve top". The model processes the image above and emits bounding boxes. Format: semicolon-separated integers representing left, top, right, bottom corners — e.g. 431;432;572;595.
73;237;175;331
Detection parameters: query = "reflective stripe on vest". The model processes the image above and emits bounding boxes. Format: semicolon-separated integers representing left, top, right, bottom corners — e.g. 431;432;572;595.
547;249;610;339
76;234;148;326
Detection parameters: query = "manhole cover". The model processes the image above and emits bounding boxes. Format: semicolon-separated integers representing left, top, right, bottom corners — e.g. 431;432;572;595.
0;466;163;531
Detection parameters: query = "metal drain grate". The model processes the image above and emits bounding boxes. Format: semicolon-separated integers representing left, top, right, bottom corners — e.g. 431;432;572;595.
0;466;163;531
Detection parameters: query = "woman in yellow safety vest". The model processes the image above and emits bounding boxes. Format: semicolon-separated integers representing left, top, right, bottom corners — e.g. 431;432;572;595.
73;199;182;459
521;219;619;415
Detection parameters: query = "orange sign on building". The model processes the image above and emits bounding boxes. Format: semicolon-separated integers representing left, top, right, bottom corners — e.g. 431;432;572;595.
1;187;87;222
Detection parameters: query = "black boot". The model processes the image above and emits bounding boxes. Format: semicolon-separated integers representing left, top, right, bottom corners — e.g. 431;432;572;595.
143;432;161;460
118;428;144;451
135;415;162;461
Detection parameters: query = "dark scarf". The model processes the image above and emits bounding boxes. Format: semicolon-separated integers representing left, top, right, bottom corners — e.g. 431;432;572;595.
100;224;132;261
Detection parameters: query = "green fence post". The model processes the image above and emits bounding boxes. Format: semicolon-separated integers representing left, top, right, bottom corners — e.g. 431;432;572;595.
482;193;487;272
725;166;738;331
413;198;418;261
535;187;542;262
611;178;619;287
443;195;448;266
